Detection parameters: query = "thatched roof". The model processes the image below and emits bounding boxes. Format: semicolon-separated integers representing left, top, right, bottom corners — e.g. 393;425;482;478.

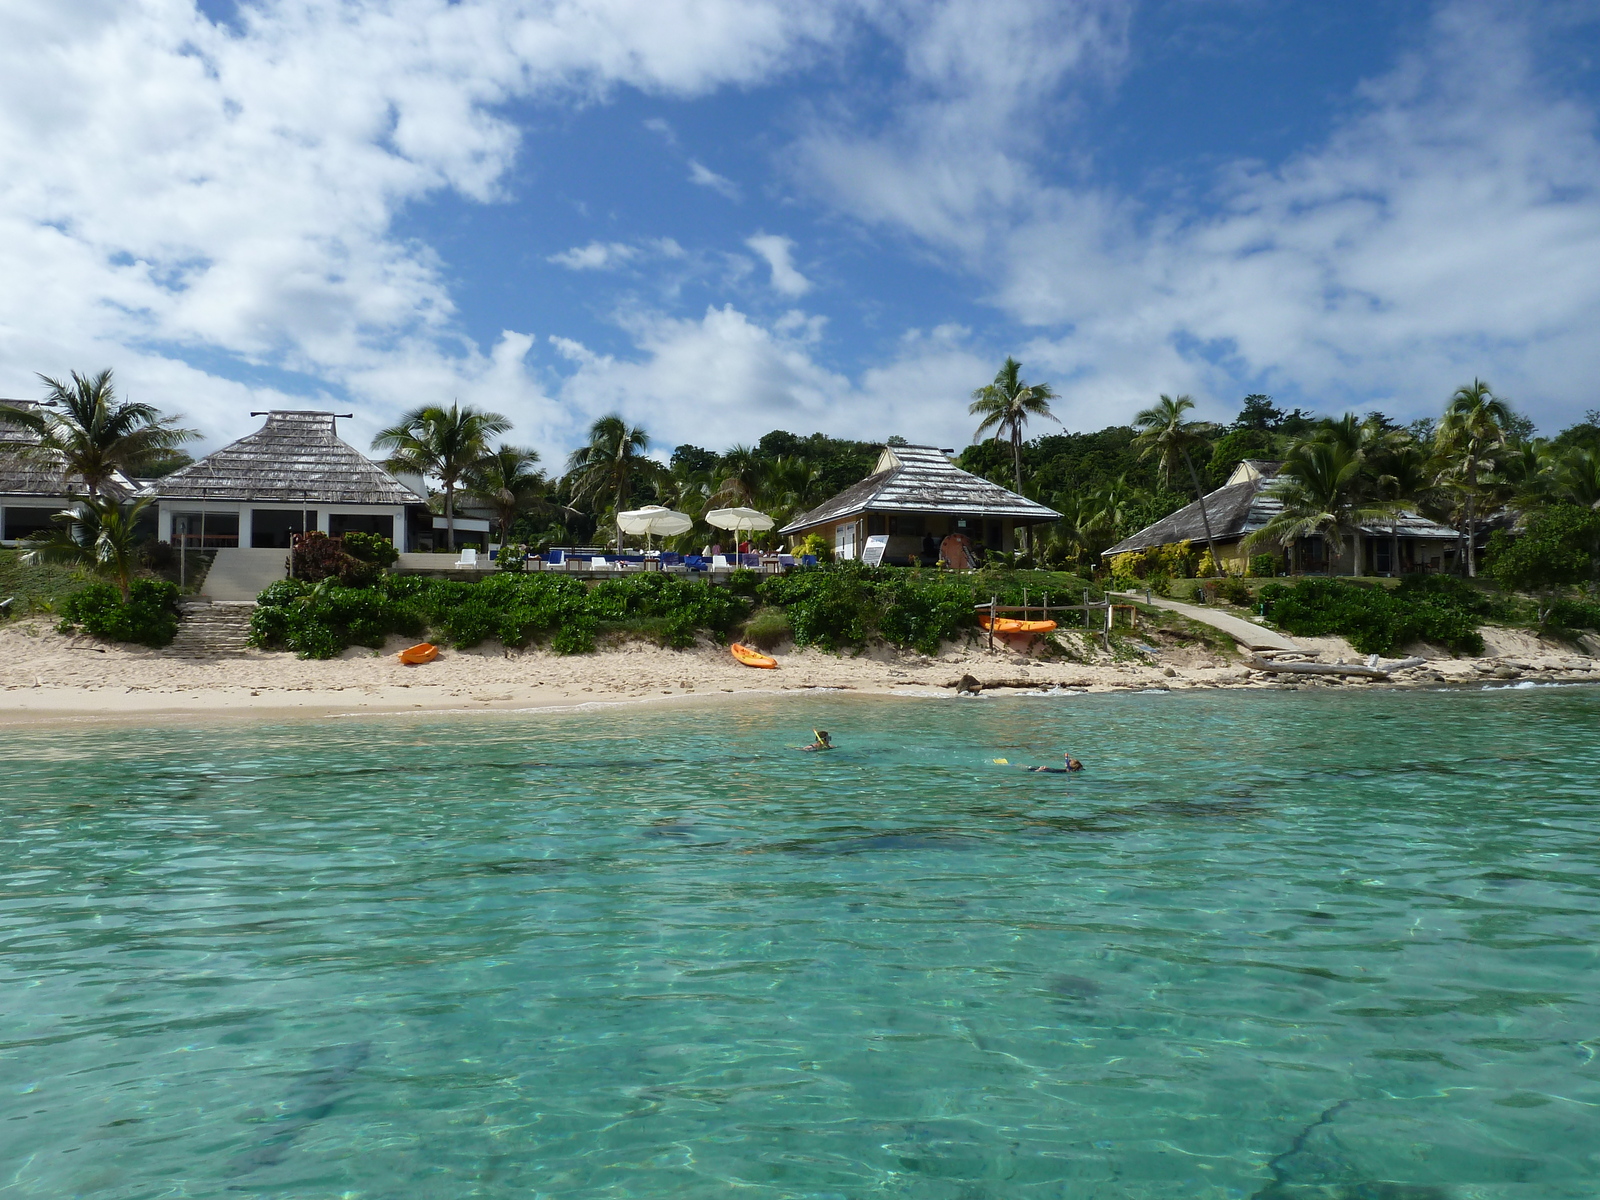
0;399;137;500
151;411;421;505
1103;460;1457;556
780;444;1060;534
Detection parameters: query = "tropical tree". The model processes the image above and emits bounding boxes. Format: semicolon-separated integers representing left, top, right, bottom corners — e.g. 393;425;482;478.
372;401;510;551
709;444;763;508
1132;394;1223;575
970;357;1059;554
1549;444;1600;510
1370;437;1434;575
753;456;820;533
1435;379;1513;577
564;414;658;551
1245;440;1392;575
23;494;153;600
464;445;547;548
2;369;195;496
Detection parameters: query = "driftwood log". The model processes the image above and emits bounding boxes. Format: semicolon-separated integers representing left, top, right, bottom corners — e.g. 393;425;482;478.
1245;654;1424;679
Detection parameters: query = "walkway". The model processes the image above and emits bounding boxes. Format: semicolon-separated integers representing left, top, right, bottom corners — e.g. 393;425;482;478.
201;548;288;600
1118;592;1300;652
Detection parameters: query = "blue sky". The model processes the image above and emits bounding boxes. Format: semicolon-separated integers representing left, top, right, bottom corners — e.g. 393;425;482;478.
5;0;1600;461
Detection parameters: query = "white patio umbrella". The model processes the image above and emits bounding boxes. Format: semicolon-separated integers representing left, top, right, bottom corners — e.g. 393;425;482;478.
705;506;775;559
616;505;693;551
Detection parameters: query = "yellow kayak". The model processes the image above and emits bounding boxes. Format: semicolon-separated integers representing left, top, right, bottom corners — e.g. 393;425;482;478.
730;643;777;669
979;615;1057;634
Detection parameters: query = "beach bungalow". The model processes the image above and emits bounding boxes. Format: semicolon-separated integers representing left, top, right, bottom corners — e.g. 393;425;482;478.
148;411;428;550
0;399;144;545
779;444;1061;563
1102;460;1460;576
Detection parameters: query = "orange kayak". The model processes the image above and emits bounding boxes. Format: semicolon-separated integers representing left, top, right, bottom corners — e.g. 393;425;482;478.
398;642;439;665
979;616;1057;634
730;642;777;669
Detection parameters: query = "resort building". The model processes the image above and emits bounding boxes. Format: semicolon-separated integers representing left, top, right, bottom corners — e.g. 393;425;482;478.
147;411;429;550
780;443;1061;563
1103;460;1460;575
0;399;143;545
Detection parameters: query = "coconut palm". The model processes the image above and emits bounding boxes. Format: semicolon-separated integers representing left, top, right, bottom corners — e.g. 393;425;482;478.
564;415;658;551
23;494;152;600
1246;440;1392;575
753;456;820;532
1370;437;1433;575
373;401;510;551
464;445;547;548
970;357;1059;554
1549;444;1600;510
709;444;763;508
1132;394;1223;575
1;369;196;497
1435;379;1513;576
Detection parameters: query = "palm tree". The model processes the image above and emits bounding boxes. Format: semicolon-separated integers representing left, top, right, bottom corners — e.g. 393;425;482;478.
1132;394;1223;575
1371;438;1433;575
1549;444;1600;510
464;445;547;548
564;415;657;551
373;401;510;551
2;369;196;496
1246;440;1392;575
709;444;763;508
1435;379;1513;577
23;494;152;600
753;456;820;533
970;357;1059;554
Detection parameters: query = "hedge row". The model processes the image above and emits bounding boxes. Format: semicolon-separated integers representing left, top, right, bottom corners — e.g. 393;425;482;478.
250;563;1103;660
1256;575;1507;656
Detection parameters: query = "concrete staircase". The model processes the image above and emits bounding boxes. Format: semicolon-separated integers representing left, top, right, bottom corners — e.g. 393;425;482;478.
202;548;288;601
168;600;257;658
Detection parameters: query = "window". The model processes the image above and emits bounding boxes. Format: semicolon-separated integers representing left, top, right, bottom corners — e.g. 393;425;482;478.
252;508;317;548
329;513;394;541
866;513;887;536
888;514;924;536
3;506;57;542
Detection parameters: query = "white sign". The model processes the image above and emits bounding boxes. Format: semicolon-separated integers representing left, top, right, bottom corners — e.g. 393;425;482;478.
861;534;889;566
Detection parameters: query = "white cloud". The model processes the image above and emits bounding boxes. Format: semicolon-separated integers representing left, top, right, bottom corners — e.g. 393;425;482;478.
0;0;846;452
548;242;640;270
744;233;812;296
688;159;742;200
546;302;994;450
791;0;1600;431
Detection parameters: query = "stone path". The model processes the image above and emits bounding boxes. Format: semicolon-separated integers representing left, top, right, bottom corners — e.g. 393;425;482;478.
1118;592;1301;652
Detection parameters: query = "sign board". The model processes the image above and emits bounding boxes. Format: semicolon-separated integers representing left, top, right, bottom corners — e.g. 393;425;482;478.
861;534;889;567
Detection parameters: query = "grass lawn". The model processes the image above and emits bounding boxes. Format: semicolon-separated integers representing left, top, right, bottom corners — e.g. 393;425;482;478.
0;549;93;616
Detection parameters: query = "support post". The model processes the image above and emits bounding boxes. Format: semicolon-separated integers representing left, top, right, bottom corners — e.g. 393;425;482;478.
988;596;996;651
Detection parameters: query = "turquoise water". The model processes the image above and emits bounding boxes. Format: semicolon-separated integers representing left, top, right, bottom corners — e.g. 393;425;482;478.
3;688;1599;1199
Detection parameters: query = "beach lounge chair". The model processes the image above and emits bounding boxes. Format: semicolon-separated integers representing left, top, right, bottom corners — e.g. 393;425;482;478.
800;554;817;567
711;554;731;570
545;549;566;569
454;547;478;568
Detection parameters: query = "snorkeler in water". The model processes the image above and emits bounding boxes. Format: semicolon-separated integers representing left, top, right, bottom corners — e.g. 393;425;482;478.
801;730;834;752
994;752;1082;773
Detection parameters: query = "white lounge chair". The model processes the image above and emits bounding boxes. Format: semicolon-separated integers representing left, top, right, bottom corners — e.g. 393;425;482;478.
454;547;478;568
711;554;731;570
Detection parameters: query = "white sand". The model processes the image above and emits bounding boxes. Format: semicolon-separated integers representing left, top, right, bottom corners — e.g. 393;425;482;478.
0;619;1594;724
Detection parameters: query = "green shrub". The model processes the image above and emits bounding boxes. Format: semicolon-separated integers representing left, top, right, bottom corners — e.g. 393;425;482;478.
1248;553;1278;578
741;607;793;649
58;579;180;646
1547;597;1600;632
343;532;399;567
1216;577;1253;606
758;561;1048;655
1258;577;1484;655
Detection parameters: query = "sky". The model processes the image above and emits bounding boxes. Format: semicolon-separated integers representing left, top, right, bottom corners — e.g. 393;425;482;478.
5;0;1600;464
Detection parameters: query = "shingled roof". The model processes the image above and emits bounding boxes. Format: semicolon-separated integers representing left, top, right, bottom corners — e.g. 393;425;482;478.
0;400;137;499
780;444;1060;535
1102;460;1457;556
151;411;422;505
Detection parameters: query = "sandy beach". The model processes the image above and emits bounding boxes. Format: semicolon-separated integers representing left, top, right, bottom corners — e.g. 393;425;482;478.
1;616;1596;724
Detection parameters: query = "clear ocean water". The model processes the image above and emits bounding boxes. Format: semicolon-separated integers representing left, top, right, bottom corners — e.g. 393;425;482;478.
3;686;1599;1199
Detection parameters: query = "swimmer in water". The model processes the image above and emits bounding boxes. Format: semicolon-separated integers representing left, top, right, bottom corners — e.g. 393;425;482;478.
801;730;833;752
1011;752;1083;773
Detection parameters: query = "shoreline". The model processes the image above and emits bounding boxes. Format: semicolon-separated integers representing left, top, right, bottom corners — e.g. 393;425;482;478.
1;618;1596;726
